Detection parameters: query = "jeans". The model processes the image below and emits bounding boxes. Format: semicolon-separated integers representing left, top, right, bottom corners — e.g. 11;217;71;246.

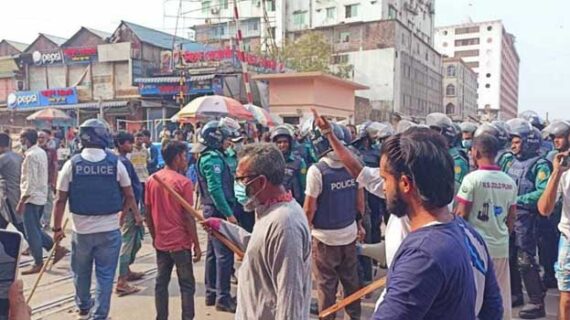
71;230;121;320
22;203;53;266
155;249;196;320
41;189;54;228
203;206;234;304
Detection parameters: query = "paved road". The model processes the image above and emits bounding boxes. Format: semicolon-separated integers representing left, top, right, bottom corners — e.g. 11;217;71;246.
13;213;560;320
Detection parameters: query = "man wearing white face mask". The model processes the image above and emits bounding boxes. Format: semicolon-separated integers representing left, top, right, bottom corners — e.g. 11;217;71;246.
302;120;366;320
202;143;312;320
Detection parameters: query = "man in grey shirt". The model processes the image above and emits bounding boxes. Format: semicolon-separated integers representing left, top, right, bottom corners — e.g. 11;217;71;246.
0;133;24;234
203;143;312;320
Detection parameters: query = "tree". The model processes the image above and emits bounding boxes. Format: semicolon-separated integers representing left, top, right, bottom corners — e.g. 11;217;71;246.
259;31;353;79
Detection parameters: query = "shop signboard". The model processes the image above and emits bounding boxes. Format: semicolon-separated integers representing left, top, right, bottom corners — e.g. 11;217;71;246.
7;87;78;109
139;83;190;96
63;47;98;64
32;50;64;65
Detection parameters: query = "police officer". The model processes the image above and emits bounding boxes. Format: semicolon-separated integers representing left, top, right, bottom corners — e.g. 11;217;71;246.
505;118;551;318
270;125;307;205
538;120;570;288
52;119;138;320
303;120;365;320
521;110;553;156
426;113;469;194
196;120;237;313
460;121;478;151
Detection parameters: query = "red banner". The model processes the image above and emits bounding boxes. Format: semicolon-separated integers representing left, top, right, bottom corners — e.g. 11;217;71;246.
175;48;284;72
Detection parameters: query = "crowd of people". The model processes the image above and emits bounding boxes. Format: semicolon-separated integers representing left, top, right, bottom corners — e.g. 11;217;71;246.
0;108;569;320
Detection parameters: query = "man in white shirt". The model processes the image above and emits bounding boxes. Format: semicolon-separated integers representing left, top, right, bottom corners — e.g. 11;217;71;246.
538;150;570;319
52;120;138;320
303;123;365;320
17;129;67;275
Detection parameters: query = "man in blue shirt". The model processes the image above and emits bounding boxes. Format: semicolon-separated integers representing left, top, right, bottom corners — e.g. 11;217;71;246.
312;110;503;320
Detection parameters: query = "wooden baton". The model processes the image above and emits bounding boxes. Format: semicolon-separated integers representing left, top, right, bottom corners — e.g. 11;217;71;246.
318;276;387;319
152;175;245;259
26;217;70;304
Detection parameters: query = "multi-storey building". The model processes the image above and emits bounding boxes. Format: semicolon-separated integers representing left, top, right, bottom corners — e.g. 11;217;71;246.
442;57;478;120
187;0;441;120
434;20;520;120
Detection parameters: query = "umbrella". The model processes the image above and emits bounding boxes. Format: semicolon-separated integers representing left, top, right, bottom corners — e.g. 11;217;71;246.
26;107;71;121
174;95;254;122
246;104;282;127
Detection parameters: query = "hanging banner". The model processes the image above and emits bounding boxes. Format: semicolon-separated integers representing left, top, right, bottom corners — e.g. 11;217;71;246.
139;83;190;96
175;48;284;72
63;47;98;64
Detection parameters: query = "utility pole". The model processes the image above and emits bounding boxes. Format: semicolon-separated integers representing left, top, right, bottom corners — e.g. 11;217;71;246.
232;0;254;104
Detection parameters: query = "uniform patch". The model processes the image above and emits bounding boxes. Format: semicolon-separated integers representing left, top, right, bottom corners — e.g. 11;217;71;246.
537;170;547;181
213;164;222;174
455;166;462;174
461;185;469;193
300;168;307;175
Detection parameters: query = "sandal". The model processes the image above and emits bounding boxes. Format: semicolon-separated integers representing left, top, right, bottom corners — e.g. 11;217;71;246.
126;271;145;281
115;285;140;297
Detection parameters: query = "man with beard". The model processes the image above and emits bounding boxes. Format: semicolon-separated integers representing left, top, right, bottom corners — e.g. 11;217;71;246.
311;110;503;319
303;121;365;320
270;126;307;206
202;143;311;320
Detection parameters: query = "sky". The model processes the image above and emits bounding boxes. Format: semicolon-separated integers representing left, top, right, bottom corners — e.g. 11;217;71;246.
1;0;568;119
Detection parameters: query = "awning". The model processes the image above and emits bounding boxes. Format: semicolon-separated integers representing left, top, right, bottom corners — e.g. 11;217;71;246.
9;100;129;112
134;74;216;84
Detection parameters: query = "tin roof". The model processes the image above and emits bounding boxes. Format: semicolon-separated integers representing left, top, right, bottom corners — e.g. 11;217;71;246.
40;33;68;46
85;28;112;40
4;40;29;52
122;20;190;50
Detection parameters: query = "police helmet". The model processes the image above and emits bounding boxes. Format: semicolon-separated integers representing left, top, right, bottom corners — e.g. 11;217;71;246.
425;113;455;143
79;119;113;149
475;123;509;148
507;118;541;156
460;122;478;134
338;124;353;145
543;120;570;138
199;120;226;150
395;120;417;134
270;125;293;142
519;110;546;130
302;117;344;158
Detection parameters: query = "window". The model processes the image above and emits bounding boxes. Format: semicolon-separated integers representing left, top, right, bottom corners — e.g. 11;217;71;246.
447;65;456;77
388;5;397;19
487;37;493;43
443;30;448;35
442;42;448;47
486;73;491;78
455;38;480;46
266;0;275;11
339;31;350;43
293;11;307;27
446;103;455;114
202;0;211;13
345;4;359;18
455;26;480;34
248;21;258;32
485;83;491;88
446;84;456;96
487;26;493;31
465;61;479;68
219;0;228;9
455;49;479;58
332;54;349;64
326;7;335;19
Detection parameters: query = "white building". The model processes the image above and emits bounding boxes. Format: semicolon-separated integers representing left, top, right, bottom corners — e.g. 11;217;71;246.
179;0;441;120
434;20;520;120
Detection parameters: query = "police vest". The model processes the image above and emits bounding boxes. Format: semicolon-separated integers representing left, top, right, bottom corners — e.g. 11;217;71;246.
68;151;123;215
359;147;380;168
197;151;235;211
312;161;358;230
283;155;304;205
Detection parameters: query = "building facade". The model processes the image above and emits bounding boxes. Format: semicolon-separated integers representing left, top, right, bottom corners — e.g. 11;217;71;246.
188;0;441;121
434;20;520;120
442;57;478;120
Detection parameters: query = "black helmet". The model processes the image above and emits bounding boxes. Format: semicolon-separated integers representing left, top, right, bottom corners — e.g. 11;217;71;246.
79;119;113;148
301;117;344;158
426;112;455;144
199;120;225;150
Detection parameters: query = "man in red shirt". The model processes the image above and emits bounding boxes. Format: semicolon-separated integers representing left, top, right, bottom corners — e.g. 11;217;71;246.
145;141;201;320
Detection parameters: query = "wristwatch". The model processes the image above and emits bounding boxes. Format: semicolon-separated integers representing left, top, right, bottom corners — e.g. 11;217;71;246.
52;227;62;232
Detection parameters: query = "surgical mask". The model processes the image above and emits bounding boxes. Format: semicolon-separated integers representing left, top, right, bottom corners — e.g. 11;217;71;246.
234;176;265;212
462;139;473;149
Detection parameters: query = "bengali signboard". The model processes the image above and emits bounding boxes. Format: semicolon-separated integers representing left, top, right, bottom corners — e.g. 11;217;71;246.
63;47;98;64
7;87;78;109
139;83;190;96
173;48;284;72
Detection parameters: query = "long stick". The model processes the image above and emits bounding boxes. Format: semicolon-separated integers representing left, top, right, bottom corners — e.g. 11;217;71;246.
152;175;245;259
319;276;387;319
26;217;69;304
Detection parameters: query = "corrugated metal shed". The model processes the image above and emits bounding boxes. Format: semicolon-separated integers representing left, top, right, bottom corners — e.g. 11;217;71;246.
5;40;28;52
85;28;112;40
40;33;68;46
122;21;190;50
